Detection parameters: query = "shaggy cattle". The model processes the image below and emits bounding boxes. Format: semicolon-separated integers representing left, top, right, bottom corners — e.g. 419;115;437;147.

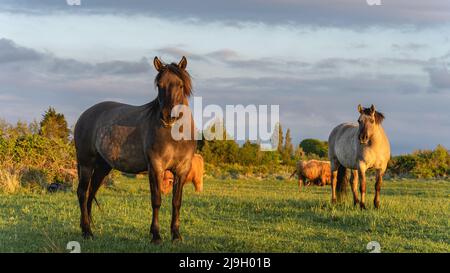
289;160;331;190
161;154;204;194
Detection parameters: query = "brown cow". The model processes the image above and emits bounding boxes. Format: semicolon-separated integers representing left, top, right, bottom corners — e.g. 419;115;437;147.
161;154;204;194
289;160;331;190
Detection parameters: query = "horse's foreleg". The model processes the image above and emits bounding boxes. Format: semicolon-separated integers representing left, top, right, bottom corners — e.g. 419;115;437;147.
298;177;303;191
77;164;94;239
171;173;186;242
358;167;367;210
148;165;163;244
331;170;338;203
350;170;359;206
374;169;383;209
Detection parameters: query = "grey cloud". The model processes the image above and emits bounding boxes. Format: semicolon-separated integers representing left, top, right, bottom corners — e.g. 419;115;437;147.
2;0;450;28
155;47;206;62
0;38;152;77
392;43;429;51
426;66;450;92
206;50;240;60
0;38;43;63
95;58;151;75
196;74;449;154
0;39;448;154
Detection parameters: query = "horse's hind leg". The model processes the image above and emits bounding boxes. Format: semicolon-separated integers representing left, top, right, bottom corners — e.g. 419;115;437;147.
350;170;359;206
330;163;339;203
77;164;94;238
87;158;112;223
374;169;383;209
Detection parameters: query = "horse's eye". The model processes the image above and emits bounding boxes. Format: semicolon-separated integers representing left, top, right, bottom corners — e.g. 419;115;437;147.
358;120;361;124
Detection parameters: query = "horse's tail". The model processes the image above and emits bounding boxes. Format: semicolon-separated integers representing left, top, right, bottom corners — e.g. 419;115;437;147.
289;169;297;179
94;196;101;209
336;165;348;201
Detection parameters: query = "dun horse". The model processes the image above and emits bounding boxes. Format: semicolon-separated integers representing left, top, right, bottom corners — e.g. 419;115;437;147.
74;56;196;243
328;104;390;209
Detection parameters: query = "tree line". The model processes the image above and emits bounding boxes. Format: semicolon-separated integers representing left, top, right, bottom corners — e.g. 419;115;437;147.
0;107;448;193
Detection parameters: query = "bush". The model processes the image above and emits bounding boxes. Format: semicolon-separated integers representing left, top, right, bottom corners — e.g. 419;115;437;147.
20;168;48;189
299;139;328;158
0;168;20;193
387;145;449;179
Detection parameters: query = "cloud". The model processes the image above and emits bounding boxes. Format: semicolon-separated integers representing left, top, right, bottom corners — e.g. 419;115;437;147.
0;38;43;63
426;66;450;92
0;38;448;154
196;74;449;154
392;43;429;51
2;0;450;28
0;38;151;77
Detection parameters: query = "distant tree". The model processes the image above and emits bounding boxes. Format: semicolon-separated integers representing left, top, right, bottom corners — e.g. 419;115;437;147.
294;145;305;159
299;138;328;158
15;120;30;137
0;118;11;137
284;129;294;157
29;119;40;135
277;123;284;154
200;140;214;163
239;140;259;166
39;107;70;142
280;128;294;164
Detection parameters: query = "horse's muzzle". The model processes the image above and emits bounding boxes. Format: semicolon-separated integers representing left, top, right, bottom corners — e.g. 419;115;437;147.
359;135;369;145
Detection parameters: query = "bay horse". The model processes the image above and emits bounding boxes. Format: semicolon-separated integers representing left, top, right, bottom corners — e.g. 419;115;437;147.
74;56;196;243
328;104;390;209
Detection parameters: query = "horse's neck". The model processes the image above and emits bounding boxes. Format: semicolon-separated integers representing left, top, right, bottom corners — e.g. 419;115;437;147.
370;125;387;147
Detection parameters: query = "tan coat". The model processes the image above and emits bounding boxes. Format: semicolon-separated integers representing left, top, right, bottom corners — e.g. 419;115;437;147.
290;160;331;189
161;154;204;194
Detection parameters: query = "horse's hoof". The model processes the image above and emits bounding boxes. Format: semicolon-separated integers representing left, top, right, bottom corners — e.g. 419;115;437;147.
374;201;380;209
353;200;360;206
360;203;367;210
172;231;183;243
172;236;183;243
82;231;94;240
151;234;162;245
331;198;337;204
151;238;162;245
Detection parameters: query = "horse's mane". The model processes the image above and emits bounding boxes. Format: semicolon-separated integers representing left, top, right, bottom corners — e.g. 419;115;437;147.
362;108;385;124
154;63;193;97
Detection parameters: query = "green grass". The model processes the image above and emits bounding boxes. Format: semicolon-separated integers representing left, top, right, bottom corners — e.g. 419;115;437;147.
0;177;449;253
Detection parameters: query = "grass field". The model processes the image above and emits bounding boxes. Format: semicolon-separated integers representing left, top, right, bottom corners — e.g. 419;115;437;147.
0;177;449;253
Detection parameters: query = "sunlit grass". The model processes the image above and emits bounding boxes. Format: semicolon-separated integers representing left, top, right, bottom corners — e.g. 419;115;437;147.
0;177;449;252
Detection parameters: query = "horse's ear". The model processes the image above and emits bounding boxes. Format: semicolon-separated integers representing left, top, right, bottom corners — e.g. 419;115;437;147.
153;57;163;72
357;104;363;114
178;56;187;70
370;104;376;115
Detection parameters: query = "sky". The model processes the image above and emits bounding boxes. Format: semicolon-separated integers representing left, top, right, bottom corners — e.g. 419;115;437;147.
0;0;449;155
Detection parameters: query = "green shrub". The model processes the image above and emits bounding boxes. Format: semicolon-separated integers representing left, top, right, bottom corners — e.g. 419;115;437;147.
20;168;48;189
388;145;449;179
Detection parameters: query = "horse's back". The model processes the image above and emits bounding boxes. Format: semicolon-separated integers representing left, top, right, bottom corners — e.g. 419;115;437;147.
75;101;125;133
74;101;142;166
